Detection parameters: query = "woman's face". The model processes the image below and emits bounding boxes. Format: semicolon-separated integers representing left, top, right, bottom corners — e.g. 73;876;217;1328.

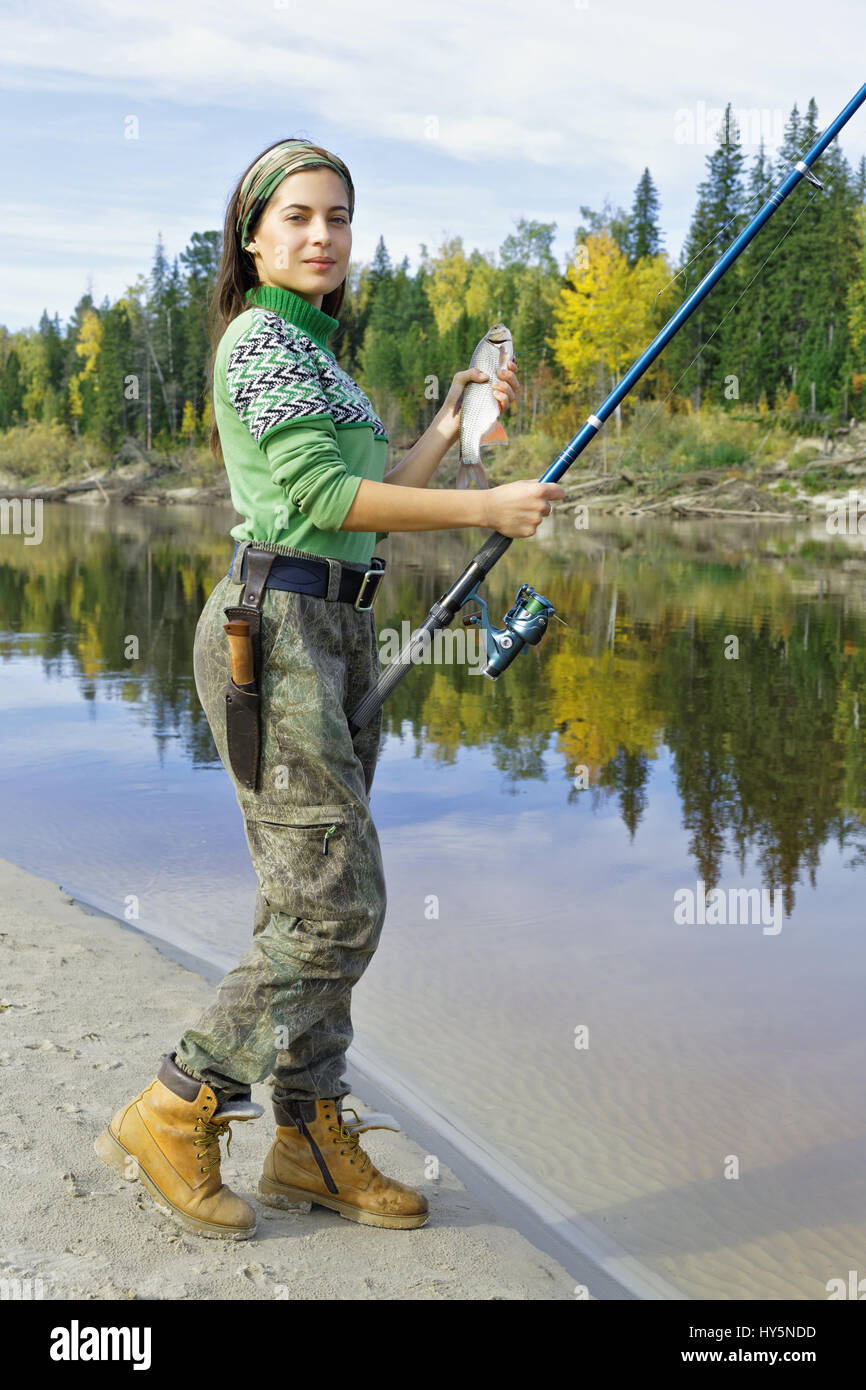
245;166;352;309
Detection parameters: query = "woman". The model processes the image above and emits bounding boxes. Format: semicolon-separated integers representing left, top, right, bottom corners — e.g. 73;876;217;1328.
95;138;564;1240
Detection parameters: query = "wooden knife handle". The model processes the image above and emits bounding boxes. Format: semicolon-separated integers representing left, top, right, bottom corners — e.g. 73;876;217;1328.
223;620;255;687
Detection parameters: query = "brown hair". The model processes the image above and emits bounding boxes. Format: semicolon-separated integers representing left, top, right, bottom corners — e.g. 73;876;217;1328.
207;138;352;461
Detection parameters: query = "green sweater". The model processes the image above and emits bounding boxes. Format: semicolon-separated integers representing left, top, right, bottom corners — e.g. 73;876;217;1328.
213;284;389;562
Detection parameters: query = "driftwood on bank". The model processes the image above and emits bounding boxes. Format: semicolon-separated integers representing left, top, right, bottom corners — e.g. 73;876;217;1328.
669;503;799;519
561;470;635;498
0;470;230;505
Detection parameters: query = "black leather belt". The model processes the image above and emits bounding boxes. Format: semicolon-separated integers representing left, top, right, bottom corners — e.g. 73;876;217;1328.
228;544;386;611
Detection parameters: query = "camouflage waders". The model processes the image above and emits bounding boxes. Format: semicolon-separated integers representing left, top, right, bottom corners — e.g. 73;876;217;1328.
174;540;387;1111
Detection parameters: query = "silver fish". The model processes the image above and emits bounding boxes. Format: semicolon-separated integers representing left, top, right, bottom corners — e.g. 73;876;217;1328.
457;323;513;489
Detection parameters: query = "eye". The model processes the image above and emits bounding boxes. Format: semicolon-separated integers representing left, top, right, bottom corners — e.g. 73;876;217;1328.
283;214;348;224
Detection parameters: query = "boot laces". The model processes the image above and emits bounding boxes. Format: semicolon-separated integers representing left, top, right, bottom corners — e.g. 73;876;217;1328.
194;1115;232;1172
330;1108;371;1173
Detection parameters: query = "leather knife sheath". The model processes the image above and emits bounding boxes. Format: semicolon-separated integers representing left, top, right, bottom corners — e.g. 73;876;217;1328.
222;549;277;792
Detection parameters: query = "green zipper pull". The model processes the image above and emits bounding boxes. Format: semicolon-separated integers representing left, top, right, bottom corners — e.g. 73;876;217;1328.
322;824;337;855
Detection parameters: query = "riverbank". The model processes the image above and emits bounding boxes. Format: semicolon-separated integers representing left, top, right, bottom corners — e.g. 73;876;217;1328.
3;418;866;518
0;855;589;1302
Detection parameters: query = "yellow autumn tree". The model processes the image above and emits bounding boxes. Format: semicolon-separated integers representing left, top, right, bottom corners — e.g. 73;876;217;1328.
68;374;84;434
421;236;472;336
20;333;49;420
75;308;103;380
548;628;663;785
180;400;197;441
551;231;669;418
60;309;104;433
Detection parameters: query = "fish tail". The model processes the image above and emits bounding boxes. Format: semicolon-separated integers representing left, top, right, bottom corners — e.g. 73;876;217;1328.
469;462;490;489
456;461;489;489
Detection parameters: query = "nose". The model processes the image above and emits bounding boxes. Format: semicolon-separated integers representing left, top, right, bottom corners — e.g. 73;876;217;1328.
310;215;333;237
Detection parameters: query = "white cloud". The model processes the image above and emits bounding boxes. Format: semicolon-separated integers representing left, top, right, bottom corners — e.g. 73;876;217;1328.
2;0;863;165
0;0;863;328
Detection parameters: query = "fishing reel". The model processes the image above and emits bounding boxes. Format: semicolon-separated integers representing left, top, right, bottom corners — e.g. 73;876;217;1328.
462;581;557;679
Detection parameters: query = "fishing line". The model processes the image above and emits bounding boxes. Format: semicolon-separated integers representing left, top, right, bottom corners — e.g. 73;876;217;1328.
671;119;829;276
623;190;819;454
577;186;817;437
588;174;776;339
616;122;829;336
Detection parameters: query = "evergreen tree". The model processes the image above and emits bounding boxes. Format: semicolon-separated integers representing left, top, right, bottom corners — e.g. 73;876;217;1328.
142;234;176;439
180;230;221;421
667;103;746;409
360;272;405;423
598;747;650;838
348;237;395;371
847;205;866;386
624;168;663;265
757;101;814;405
0;347;24;428
177;230;219;422
794;118;860;415
398;260;439;431
333;258;365;366
721;140;773;405
367;236;393;290
92;299;134;448
163;254;185;435
38;310;65;392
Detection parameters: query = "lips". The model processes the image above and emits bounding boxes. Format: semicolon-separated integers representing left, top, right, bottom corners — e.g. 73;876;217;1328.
305;259;334;265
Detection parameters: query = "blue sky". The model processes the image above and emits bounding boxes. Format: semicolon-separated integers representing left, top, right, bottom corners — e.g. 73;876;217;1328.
1;0;864;333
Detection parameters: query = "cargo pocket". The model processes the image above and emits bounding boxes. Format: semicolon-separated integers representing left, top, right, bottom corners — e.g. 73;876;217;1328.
244;803;374;933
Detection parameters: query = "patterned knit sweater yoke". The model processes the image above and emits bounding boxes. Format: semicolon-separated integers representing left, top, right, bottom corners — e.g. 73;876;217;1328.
213;284;390;563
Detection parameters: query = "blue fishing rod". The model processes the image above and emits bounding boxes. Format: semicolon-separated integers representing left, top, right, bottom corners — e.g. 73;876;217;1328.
347;79;866;737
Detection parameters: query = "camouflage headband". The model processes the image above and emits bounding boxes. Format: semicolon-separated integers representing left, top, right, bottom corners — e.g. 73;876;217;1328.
236;140;354;249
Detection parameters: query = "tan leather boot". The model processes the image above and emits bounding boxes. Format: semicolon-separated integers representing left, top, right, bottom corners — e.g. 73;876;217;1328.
259;1097;428;1229
94;1054;260;1240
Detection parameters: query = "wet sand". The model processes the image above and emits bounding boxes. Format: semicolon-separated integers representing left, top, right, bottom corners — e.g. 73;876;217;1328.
0;856;595;1302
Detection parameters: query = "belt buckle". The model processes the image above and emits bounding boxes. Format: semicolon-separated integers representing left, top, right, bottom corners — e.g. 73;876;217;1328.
353;567;383;611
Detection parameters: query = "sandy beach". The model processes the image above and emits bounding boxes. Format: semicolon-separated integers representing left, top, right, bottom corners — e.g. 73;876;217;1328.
0;855;602;1302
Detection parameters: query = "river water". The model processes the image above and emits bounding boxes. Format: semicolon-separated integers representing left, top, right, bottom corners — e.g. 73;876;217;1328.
2;499;865;1299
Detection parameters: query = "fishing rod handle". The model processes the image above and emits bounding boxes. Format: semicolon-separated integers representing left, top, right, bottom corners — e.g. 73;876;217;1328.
349;604;454;734
348;530;514;733
471;530;512;571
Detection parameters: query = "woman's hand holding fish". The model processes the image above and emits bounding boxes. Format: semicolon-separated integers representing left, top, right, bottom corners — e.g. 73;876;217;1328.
479;479;566;538
441;358;520;437
488;357;520;413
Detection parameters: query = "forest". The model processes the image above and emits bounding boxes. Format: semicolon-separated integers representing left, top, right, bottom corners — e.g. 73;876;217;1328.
1;98;865;480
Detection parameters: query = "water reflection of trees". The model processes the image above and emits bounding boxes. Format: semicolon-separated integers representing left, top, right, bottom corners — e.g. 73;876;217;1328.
657;614;866;915
2;508;865;908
